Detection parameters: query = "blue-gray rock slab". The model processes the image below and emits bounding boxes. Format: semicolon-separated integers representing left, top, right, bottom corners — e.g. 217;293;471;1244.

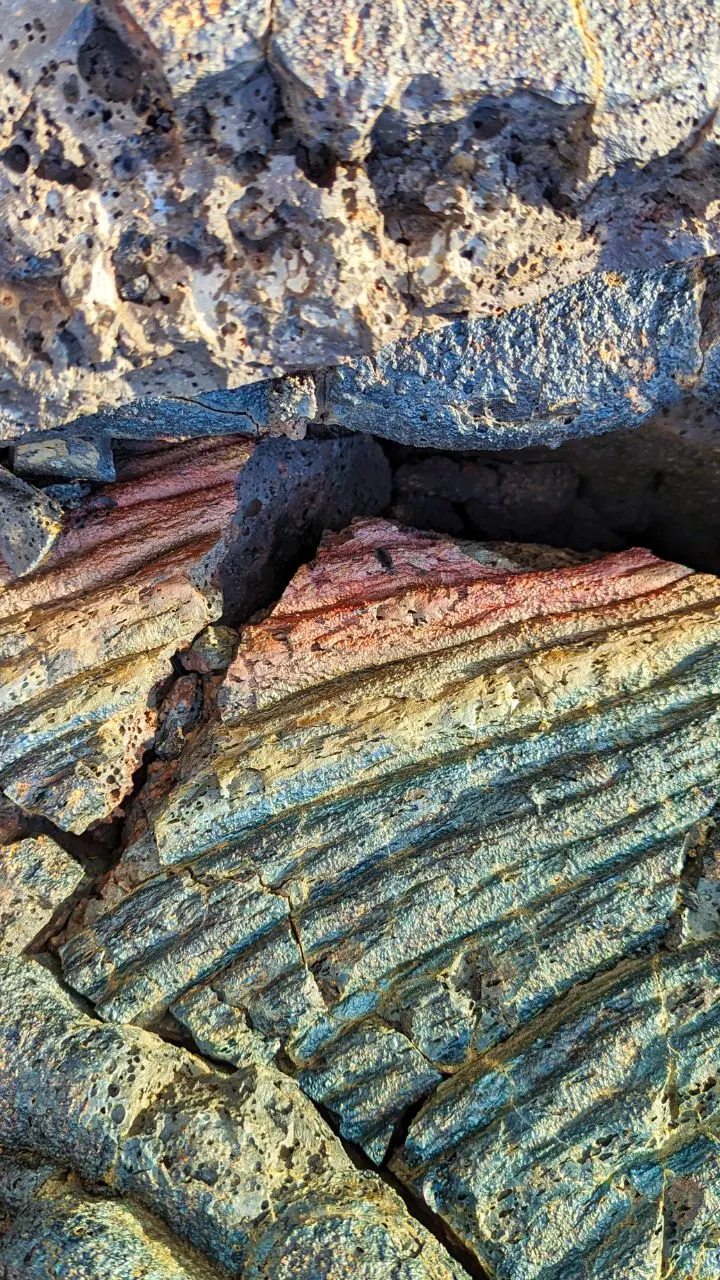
54;376;317;443
324;262;706;449
393;942;720;1280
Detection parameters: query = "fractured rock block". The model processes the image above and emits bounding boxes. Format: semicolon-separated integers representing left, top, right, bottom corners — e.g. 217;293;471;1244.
324;261;706;449
1;0;720;433
0;434;388;831
393;943;720;1279
0;834;83;955
0;956;467;1278
0;1161;225;1280
0;465;63;576
0;437;248;832
60;518;720;1183
12;433;116;481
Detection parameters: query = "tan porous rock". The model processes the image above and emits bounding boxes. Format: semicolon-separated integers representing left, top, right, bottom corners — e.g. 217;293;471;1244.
1;0;720;436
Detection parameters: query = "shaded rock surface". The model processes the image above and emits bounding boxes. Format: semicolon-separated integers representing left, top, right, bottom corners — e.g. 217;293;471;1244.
55;516;720;1280
0;955;467;1278
0;433;388;832
3;0;720;434
388;395;720;574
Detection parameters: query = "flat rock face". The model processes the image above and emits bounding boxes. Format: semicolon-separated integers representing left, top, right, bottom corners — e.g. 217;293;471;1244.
0;435;389;831
3;0;720;433
56;517;720;1275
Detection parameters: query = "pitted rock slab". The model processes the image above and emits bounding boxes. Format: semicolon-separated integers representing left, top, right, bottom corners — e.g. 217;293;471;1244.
60;519;720;1194
0;1162;225;1280
323;261;706;449
0;465;63;576
0;956;467;1278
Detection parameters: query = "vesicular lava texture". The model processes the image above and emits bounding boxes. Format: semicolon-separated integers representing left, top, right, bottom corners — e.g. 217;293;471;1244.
3;1;720;1275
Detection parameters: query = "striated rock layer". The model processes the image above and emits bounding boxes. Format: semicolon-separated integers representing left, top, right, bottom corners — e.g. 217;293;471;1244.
3;0;720;433
0;434;388;831
57;516;720;1275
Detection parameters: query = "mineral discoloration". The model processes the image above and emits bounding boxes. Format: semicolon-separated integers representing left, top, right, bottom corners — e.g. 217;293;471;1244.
0;834;83;955
0;435;388;831
59;520;720;1186
0;465;63;576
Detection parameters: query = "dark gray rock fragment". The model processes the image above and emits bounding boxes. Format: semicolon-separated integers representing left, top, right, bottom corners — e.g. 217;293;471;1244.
64;375;317;442
12;434;116;482
324;262;705;449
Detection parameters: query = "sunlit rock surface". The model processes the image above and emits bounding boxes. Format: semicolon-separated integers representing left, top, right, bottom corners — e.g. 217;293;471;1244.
2;0;720;434
57;516;720;1274
0;465;63;575
0;833;82;955
0;1158;226;1280
0;435;388;831
394;943;720;1279
0;956;467;1278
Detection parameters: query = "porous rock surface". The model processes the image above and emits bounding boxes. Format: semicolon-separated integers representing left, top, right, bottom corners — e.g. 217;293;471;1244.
0;433;388;832
0;955;467;1278
4;0;720;436
0;1158;226;1280
55;515;720;1276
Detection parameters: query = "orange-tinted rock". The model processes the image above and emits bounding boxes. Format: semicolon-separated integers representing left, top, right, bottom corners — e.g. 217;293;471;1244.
0;435;389;831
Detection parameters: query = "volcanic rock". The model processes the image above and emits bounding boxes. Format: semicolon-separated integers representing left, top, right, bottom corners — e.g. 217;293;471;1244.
0;465;63;576
12;434;116;482
56;516;720;1280
0;833;83;955
0;1159;225;1280
0;435;389;831
2;1;720;434
0;955;467;1278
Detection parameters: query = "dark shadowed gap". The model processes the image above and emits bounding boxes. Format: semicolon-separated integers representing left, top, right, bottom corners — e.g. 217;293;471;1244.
381;395;720;575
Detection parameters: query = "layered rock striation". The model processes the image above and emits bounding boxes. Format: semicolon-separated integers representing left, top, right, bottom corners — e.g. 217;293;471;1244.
0;435;388;831
0;955;466;1278
54;516;720;1275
